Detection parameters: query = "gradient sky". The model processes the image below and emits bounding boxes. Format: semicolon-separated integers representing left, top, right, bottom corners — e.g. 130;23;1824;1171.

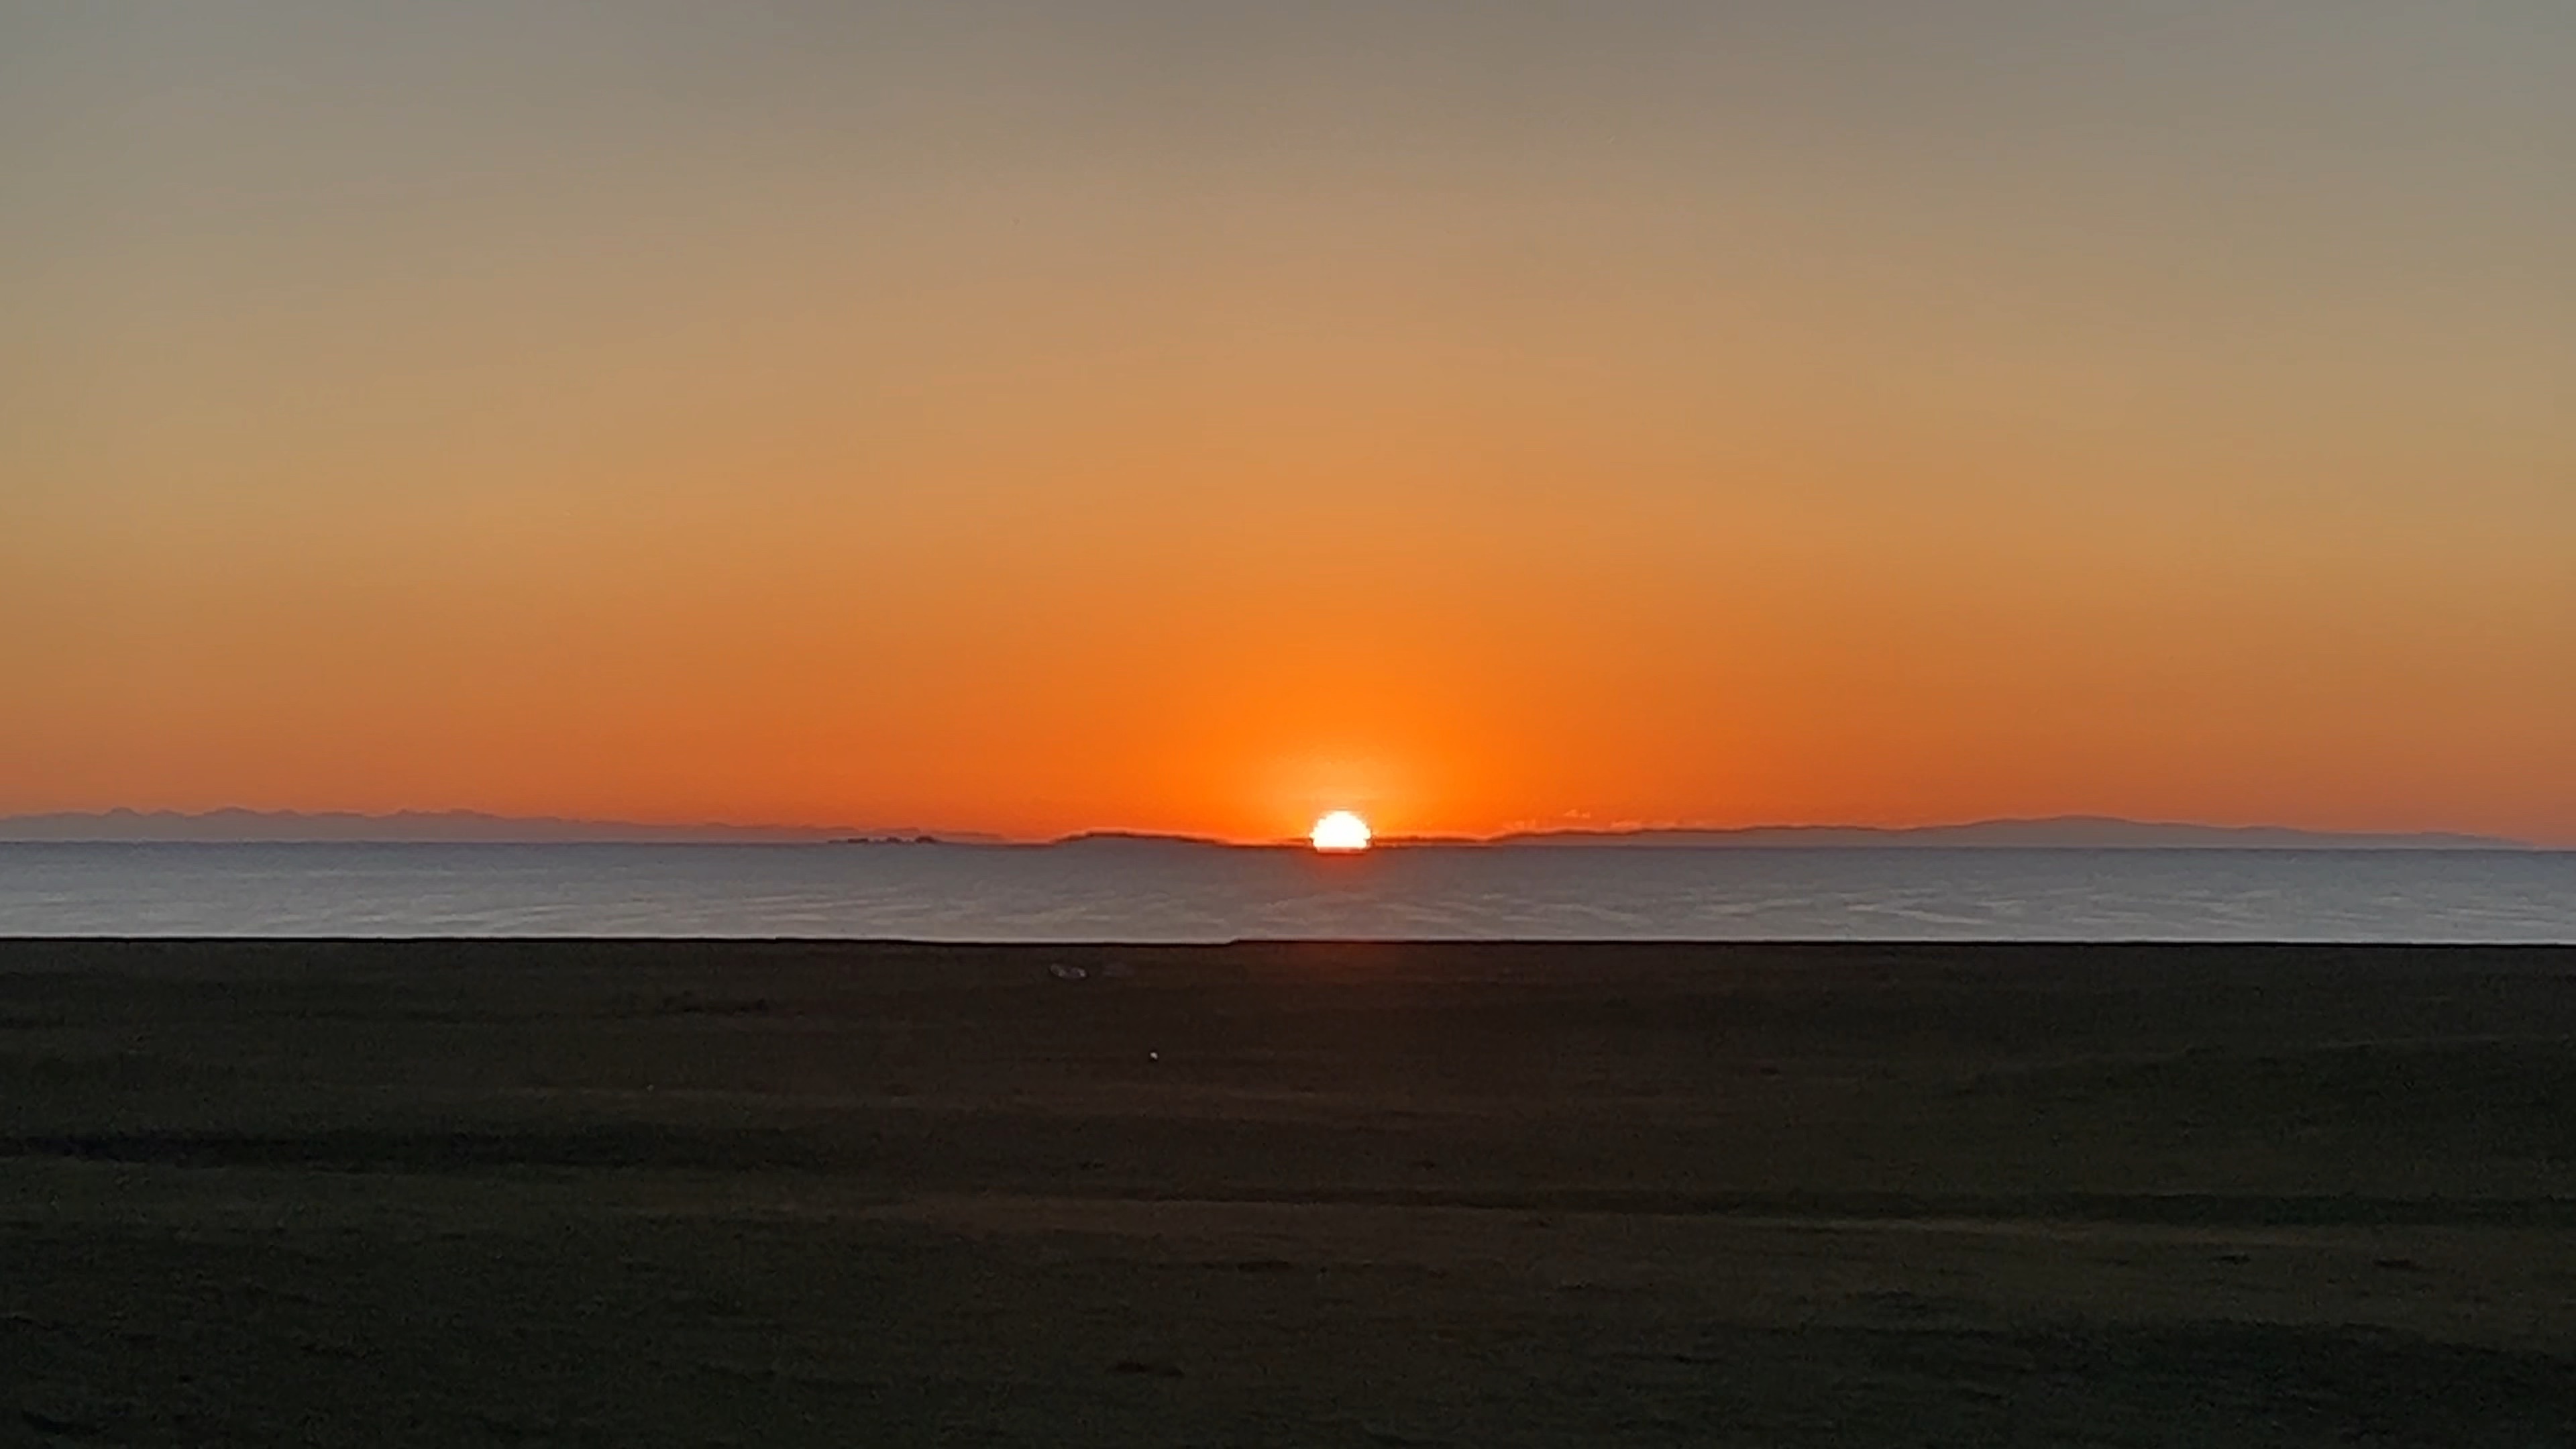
5;1;2572;843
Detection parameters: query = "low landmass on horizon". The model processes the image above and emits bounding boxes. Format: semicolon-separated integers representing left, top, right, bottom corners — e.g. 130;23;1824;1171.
1471;817;2534;851
0;809;2534;851
0;809;994;846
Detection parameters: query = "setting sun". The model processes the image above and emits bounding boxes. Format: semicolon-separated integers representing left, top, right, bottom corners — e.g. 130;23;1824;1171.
1310;812;1373;853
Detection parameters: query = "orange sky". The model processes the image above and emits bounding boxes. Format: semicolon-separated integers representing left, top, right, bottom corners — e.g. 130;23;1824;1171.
4;4;2572;844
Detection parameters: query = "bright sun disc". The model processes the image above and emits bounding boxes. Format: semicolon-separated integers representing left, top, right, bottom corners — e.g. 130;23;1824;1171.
1310;811;1373;853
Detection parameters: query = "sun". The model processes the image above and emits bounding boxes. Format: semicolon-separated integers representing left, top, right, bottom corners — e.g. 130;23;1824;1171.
1309;810;1373;853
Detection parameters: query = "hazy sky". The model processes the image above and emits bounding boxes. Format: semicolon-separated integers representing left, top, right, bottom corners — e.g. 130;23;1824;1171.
5;1;2572;841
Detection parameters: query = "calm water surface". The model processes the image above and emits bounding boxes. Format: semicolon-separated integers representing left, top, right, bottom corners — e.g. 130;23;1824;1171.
1;843;2570;942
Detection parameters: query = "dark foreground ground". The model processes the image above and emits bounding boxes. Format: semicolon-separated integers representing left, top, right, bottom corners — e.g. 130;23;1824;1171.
3;941;2574;1447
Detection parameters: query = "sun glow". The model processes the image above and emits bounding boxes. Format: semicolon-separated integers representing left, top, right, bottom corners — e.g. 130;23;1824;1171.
1310;810;1373;852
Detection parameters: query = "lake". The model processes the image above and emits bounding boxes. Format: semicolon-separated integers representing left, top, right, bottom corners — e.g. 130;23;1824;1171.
2;842;2569;942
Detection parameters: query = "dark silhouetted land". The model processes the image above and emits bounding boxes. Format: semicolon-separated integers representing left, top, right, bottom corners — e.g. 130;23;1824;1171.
3;808;2535;849
4;941;2573;1445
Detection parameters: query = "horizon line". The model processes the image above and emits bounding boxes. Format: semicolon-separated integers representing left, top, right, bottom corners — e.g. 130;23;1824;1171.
0;807;2547;851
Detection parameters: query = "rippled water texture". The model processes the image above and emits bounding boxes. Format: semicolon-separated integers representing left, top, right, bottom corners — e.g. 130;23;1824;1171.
2;843;2569;941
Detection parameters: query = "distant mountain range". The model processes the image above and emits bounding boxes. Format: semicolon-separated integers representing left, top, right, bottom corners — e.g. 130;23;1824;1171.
1458;816;2531;850
0;809;998;845
0;809;2534;849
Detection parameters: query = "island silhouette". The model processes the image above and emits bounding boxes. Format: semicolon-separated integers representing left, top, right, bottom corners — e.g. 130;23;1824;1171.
1;808;2532;849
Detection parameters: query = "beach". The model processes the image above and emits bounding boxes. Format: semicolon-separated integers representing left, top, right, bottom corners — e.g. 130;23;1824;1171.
5;940;2574;1445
